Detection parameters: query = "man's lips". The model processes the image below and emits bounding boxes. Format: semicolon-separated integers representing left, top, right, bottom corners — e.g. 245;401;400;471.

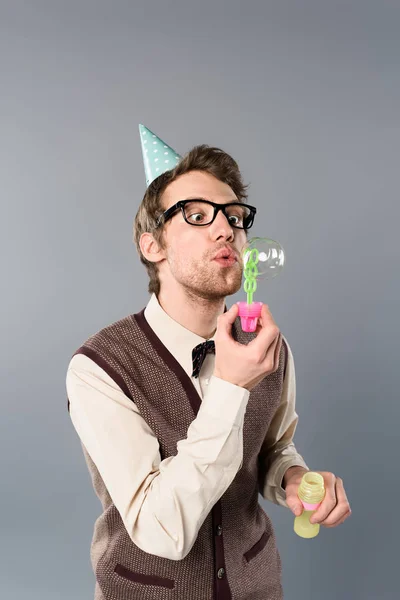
213;256;237;267
212;247;238;261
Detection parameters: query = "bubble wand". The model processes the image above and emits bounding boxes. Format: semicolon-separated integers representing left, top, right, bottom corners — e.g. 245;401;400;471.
237;247;264;332
236;237;285;332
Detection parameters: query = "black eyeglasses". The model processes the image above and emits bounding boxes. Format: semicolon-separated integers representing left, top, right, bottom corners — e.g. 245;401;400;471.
155;199;257;230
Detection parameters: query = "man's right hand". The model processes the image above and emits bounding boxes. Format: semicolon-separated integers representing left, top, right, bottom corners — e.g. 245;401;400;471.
213;303;282;392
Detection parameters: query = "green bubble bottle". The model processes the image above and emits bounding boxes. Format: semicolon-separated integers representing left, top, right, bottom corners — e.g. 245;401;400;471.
294;472;325;539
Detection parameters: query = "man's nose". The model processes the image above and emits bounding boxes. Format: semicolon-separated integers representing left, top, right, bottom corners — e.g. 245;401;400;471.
210;208;234;239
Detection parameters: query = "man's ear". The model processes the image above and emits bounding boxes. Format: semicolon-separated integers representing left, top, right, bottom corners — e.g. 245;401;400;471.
140;232;166;264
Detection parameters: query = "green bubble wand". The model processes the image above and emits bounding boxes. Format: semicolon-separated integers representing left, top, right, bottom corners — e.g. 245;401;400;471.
244;248;259;304
236;237;285;332
237;247;264;332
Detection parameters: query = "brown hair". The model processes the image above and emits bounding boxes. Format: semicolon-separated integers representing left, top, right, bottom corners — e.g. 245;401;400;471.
133;144;250;296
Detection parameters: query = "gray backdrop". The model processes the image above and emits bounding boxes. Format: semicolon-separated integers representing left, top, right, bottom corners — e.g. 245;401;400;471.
1;1;398;599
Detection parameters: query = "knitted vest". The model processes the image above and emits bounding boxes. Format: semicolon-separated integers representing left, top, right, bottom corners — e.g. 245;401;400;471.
68;307;288;600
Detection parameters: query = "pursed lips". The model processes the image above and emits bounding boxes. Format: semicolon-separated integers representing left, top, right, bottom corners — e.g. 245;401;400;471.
212;247;238;261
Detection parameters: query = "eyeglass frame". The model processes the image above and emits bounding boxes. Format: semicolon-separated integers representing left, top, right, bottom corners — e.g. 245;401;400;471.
154;198;257;230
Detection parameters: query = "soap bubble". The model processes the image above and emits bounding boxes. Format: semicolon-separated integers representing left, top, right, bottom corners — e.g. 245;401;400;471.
240;237;285;280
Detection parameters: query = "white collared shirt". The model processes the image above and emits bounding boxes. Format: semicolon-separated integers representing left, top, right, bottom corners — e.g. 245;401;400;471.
66;293;308;559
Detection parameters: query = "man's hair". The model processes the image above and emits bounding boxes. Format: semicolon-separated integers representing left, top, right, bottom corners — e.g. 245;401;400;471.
133;144;250;296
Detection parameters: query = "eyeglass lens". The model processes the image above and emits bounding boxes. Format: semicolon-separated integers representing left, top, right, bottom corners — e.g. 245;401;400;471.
183;201;252;228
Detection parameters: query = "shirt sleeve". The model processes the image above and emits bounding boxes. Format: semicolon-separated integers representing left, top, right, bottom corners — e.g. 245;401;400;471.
66;353;249;561
257;335;309;507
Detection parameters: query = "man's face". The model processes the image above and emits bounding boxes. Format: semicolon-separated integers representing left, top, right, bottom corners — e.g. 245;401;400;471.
157;170;248;301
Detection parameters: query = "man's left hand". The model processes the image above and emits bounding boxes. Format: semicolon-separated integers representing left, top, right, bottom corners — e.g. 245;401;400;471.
283;466;352;528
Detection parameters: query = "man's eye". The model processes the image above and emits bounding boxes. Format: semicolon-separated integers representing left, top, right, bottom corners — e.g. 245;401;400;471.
189;213;204;222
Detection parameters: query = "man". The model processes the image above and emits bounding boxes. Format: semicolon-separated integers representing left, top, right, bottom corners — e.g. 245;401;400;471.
66;125;351;600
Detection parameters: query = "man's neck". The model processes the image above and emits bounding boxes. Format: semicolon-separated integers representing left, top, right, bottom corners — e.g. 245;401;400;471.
157;288;226;340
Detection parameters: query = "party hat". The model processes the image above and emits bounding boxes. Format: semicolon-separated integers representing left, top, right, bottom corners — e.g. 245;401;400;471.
139;124;182;187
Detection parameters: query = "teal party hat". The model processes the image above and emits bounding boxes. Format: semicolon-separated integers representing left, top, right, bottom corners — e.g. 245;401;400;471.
139;124;182;187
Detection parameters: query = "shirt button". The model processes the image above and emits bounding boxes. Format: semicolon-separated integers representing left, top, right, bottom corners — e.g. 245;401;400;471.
216;525;223;536
205;378;209;385
217;567;225;579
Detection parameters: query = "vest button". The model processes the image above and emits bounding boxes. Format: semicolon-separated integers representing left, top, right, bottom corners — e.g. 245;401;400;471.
216;524;223;536
217;567;225;579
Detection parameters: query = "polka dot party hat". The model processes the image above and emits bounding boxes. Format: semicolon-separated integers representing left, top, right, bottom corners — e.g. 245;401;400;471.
139;124;182;187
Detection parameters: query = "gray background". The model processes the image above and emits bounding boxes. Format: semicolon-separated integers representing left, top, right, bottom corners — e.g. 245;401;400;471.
1;1;398;598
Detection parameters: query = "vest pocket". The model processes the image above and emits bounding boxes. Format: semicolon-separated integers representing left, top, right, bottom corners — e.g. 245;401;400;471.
243;531;271;563
114;563;175;589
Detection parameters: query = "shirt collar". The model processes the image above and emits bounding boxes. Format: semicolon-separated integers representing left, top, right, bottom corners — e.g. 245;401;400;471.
144;293;218;378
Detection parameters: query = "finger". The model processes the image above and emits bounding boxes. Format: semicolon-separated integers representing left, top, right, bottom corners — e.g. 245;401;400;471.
248;305;279;354
285;493;304;516
335;477;350;506
254;305;268;331
261;332;280;371
257;333;281;375
310;473;337;524
253;310;272;336
320;507;352;528
270;331;282;369
246;304;272;335
319;478;351;527
273;333;282;371
254;317;263;335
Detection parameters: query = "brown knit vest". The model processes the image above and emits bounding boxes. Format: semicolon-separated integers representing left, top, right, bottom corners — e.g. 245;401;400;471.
68;307;288;600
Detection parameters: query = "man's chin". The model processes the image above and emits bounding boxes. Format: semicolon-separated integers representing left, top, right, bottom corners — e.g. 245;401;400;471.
197;280;242;301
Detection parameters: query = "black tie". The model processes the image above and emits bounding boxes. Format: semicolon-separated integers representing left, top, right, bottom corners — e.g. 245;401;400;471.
191;340;215;378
